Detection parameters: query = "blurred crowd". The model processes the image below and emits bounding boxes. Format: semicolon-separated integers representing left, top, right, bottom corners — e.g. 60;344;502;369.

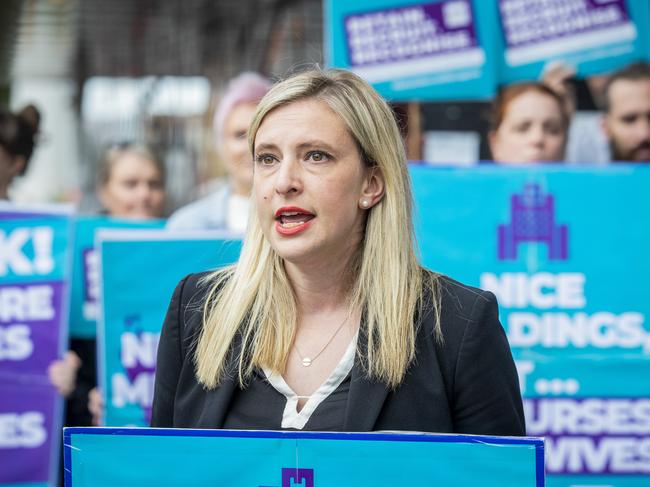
3;61;649;223
490;62;650;165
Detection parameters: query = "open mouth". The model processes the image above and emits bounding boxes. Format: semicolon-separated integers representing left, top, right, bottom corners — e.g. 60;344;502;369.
274;207;315;234
276;211;315;228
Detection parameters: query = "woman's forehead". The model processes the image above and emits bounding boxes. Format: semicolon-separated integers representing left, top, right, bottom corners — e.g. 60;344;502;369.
255;99;352;145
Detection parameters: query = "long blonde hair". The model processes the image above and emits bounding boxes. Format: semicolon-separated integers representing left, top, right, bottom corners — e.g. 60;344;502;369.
195;68;439;389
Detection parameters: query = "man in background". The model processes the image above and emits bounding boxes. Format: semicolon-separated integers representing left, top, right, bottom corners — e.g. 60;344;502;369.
602;62;650;163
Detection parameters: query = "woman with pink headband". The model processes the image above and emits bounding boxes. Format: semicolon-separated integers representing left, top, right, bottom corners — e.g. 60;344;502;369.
167;72;272;232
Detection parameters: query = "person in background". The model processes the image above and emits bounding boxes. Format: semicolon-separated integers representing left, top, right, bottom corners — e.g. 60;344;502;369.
488;82;569;164
0;104;40;200
49;142;166;428
601;62;650;163
542;61;650;164
166;72;272;232
97;142;166;218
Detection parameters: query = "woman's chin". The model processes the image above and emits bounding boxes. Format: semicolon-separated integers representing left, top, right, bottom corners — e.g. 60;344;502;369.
271;240;314;266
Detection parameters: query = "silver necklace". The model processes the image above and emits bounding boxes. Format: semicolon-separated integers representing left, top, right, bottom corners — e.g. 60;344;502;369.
293;315;349;367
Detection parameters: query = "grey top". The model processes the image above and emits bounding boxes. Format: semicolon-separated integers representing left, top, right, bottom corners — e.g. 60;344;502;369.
166;180;230;231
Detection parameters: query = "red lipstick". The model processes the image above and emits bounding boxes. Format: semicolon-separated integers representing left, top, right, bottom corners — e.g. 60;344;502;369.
274;206;315;236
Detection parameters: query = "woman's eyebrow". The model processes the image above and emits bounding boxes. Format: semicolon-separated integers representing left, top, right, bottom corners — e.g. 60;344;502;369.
295;140;338;153
254;142;280;153
256;140;339;154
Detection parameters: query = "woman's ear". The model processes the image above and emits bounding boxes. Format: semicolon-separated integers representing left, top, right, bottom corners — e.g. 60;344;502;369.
359;167;385;209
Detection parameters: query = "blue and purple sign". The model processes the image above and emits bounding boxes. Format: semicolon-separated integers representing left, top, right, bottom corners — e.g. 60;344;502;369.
69;216;164;339
412;164;650;486
97;230;242;426
64;428;543;486
325;0;498;100
326;0;650;98
494;0;649;81
0;204;74;487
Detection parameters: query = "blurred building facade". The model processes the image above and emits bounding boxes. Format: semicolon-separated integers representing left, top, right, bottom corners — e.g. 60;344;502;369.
1;0;324;210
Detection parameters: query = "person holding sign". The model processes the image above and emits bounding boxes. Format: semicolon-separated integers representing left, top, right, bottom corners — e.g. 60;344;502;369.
152;69;525;435
602;62;650;163
97;142;166;219
488;82;569;164
50;142;166;428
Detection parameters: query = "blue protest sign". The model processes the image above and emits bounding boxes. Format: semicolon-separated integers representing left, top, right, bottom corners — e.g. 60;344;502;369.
495;0;650;83
97;230;242;426
69;216;164;339
325;0;498;101
411;164;650;486
0;204;73;487
64;428;543;486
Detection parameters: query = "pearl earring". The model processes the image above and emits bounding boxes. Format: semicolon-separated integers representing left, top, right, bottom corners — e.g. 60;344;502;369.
361;199;369;208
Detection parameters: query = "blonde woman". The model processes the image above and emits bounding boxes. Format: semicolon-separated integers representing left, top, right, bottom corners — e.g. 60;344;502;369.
152;69;524;435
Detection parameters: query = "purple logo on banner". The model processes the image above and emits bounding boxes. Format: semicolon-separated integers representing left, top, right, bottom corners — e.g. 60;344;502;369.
259;467;314;487
282;468;314;487
498;183;568;261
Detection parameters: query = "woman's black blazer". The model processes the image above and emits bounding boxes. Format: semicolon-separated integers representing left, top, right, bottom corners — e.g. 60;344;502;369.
151;272;526;436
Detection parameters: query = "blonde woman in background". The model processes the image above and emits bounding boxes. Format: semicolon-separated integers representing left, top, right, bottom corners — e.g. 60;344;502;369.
97;142;166;218
152;69;524;435
50;143;166;428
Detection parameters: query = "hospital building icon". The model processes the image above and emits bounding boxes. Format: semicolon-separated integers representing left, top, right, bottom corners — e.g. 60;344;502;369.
259;467;314;487
498;183;568;261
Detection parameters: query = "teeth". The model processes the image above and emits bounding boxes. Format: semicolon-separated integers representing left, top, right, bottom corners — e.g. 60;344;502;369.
281;211;299;216
282;221;305;228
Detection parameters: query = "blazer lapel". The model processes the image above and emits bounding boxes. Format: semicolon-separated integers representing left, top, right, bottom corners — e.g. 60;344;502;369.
343;335;390;431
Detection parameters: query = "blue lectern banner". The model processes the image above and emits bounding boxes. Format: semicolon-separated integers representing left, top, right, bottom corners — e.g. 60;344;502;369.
97;230;242;426
0;204;73;487
411;164;650;486
64;428;544;486
325;0;498;101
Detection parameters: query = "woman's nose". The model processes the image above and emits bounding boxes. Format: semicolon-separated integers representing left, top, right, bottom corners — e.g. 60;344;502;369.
137;183;155;202
274;158;302;195
529;126;545;147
